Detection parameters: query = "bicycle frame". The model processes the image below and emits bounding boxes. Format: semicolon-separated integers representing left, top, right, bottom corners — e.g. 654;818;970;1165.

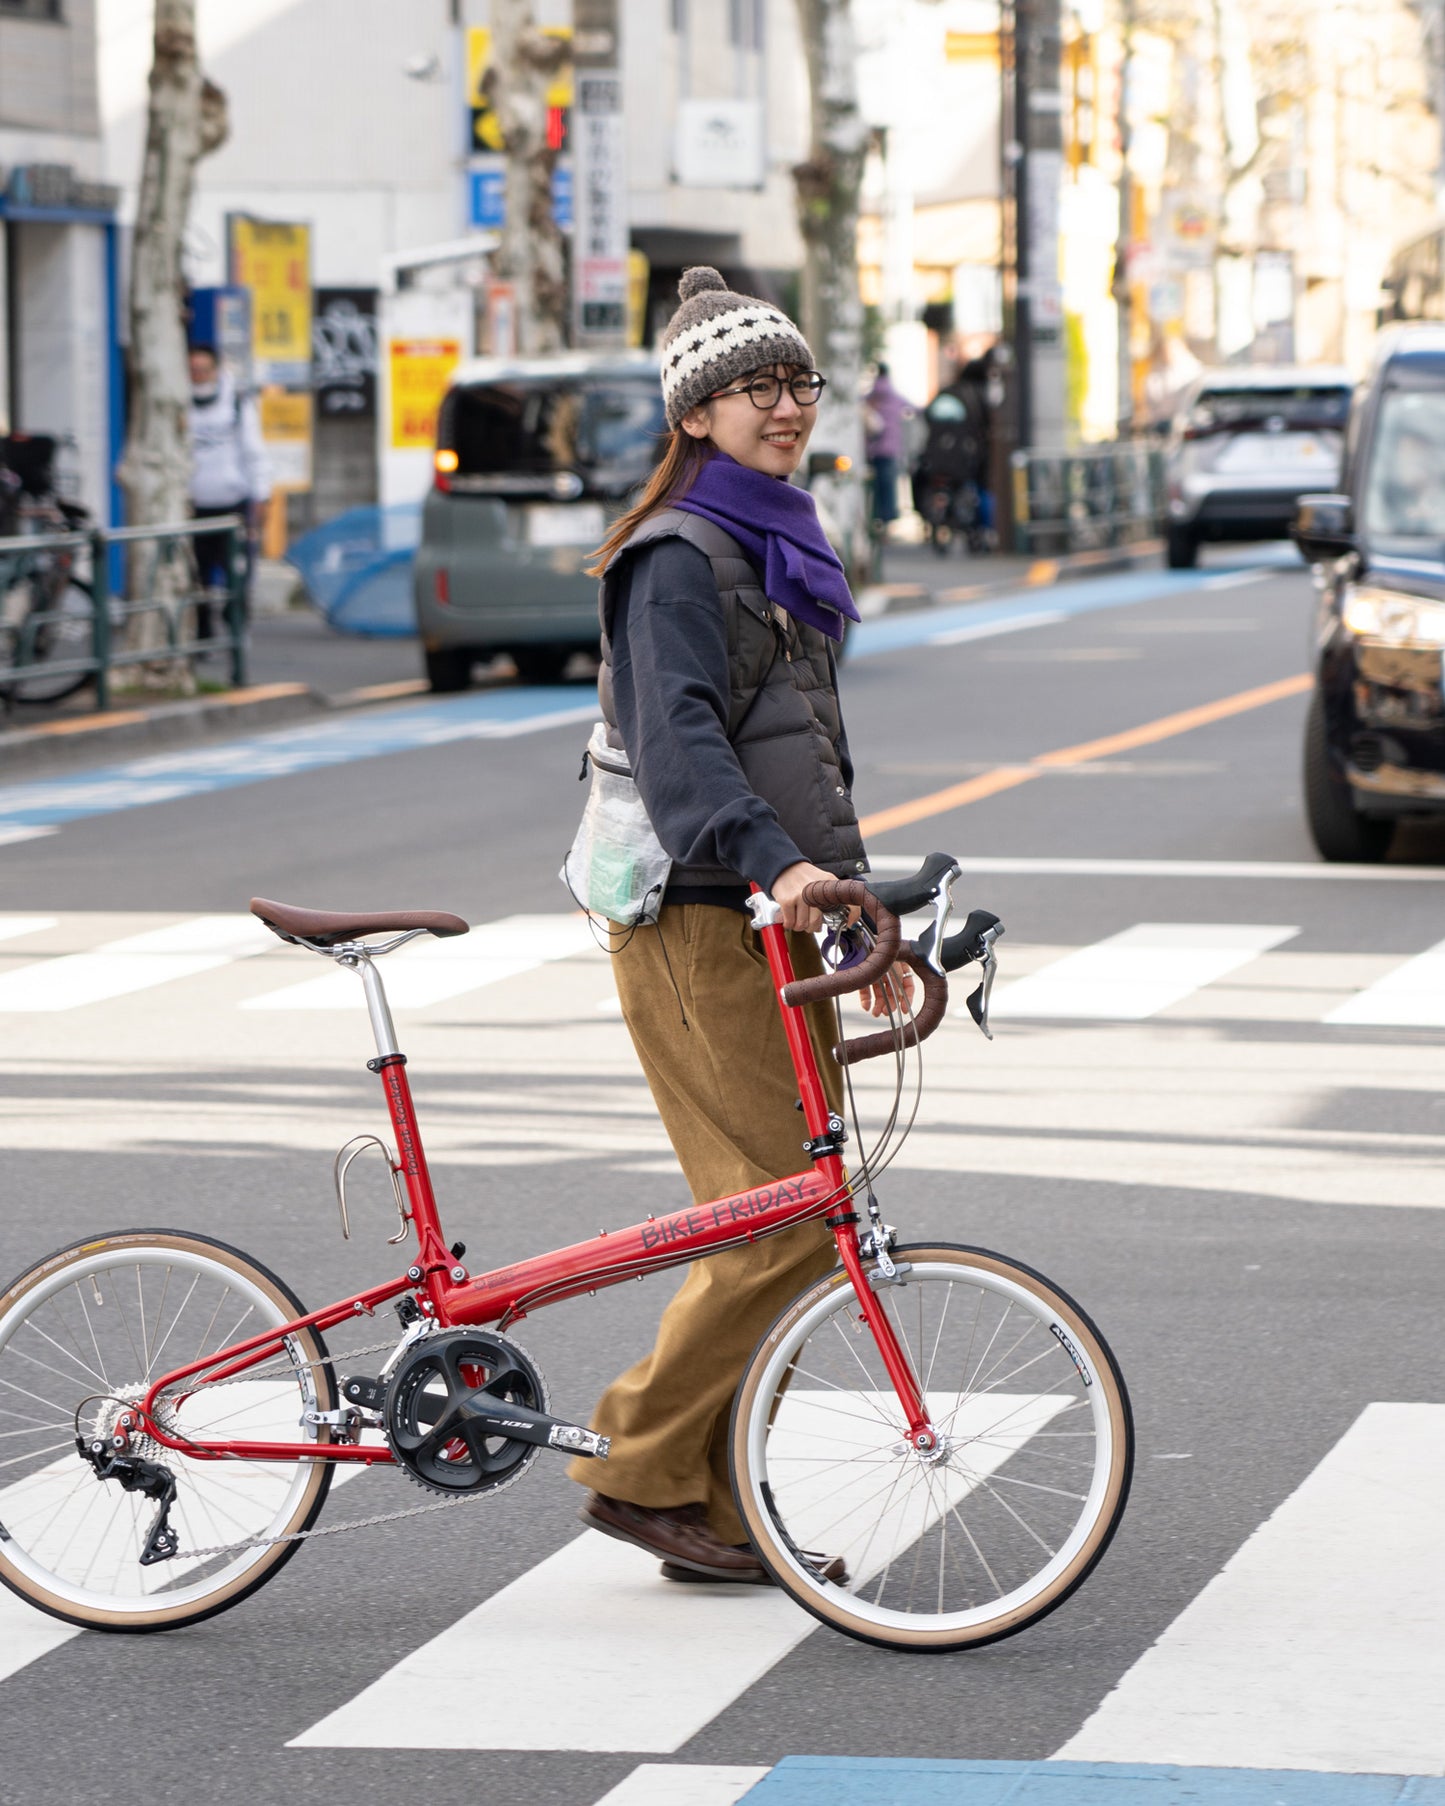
138;918;933;1464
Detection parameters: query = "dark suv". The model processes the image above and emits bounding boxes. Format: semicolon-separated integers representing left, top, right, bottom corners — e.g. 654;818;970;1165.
414;354;665;690
1297;325;1445;860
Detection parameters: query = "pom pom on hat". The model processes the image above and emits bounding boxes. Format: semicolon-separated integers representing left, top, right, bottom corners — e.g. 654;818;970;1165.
678;266;728;301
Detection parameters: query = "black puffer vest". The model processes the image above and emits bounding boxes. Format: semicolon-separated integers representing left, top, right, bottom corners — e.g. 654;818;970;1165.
598;508;868;889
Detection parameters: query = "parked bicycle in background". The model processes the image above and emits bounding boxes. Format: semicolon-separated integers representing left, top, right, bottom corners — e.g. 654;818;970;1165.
0;431;97;708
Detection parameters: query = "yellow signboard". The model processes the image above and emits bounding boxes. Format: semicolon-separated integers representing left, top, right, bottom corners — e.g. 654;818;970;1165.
228;217;312;384
945;29;1000;60
466;26;572;152
258;388;313;493
389;338;461;451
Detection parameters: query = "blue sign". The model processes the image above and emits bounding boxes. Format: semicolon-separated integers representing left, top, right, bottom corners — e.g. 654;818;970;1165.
468;166;506;231
467;162;573;232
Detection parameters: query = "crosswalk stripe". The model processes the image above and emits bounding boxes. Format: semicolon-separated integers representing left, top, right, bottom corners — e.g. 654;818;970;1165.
1324;936;1445;1027
595;1767;769;1805
0;917;56;945
992;923;1298;1021
289;1390;1058;1754
1056;1404;1445;1775
0;915;275;1012
241;915;598;1011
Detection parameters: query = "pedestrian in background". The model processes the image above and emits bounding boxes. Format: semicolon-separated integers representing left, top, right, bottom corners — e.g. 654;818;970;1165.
863;362;915;543
187;343;270;642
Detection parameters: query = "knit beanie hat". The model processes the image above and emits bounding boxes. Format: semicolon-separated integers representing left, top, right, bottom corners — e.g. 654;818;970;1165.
660;267;815;429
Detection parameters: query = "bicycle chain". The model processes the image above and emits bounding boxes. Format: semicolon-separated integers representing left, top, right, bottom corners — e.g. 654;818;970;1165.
148;1326;505;1562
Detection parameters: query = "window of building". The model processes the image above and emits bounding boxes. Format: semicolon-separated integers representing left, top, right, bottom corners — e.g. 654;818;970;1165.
0;0;64;19
727;0;765;52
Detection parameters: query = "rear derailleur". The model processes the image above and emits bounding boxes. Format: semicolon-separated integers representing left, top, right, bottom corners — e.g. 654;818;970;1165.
77;1431;179;1566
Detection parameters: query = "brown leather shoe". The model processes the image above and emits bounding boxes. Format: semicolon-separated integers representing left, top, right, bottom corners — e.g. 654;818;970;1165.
580;1493;768;1581
659;1549;849;1586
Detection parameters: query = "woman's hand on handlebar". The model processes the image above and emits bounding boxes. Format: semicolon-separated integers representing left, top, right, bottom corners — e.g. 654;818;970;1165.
771;861;859;934
858;959;916;1018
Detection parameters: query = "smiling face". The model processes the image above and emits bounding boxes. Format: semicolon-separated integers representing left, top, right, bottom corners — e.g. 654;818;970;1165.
680;363;817;478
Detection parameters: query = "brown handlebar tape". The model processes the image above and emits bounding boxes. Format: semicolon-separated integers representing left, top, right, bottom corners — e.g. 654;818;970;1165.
778;880;900;1007
831;943;947;1066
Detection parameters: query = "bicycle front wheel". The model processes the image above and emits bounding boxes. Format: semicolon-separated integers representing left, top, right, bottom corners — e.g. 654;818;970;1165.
10;577;94;704
731;1243;1132;1651
0;1230;336;1632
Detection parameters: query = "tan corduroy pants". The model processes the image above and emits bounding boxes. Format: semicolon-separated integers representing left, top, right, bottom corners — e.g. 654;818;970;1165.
566;904;844;1544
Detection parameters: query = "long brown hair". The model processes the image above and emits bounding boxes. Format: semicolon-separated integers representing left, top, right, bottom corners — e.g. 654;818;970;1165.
587;429;712;576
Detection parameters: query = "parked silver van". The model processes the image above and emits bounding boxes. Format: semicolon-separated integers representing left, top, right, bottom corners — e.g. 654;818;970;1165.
413;352;665;689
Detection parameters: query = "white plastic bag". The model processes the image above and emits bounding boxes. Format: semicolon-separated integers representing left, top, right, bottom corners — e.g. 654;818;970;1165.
560;723;672;927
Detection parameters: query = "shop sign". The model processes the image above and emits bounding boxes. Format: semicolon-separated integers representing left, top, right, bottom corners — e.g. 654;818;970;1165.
2;163;120;213
466;25;572;155
675;100;764;190
227;216;313;387
259;389;313;493
573;70;627;342
467;158;573;232
313;288;379;419
388;339;461;450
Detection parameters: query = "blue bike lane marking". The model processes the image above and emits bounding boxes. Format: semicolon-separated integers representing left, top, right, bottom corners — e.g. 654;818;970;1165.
740;1758;1445;1803
0;563;1265;838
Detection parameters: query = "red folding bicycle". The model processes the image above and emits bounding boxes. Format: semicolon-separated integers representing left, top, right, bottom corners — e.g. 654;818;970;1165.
0;855;1132;1653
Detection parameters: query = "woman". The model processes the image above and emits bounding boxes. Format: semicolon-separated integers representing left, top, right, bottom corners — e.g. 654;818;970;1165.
568;268;912;1584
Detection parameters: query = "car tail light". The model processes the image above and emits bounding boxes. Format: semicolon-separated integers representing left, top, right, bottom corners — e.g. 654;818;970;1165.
434;567;450;606
434;447;459;493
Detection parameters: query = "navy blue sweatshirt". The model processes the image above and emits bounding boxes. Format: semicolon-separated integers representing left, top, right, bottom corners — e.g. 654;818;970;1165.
607;536;855;909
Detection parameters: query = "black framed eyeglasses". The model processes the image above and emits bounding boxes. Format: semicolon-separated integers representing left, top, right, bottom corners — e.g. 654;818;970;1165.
710;371;828;409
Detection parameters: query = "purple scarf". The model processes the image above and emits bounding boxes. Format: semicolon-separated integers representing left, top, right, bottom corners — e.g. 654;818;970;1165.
672;453;861;643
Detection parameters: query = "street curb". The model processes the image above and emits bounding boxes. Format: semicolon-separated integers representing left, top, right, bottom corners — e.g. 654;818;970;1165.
0;682;336;780
859;537;1164;617
0;544;1165;781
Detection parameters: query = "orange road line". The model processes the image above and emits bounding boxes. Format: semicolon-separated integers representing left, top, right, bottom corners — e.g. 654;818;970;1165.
858;671;1312;838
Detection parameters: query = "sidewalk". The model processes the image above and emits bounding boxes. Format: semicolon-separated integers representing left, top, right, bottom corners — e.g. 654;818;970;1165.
0;534;1163;778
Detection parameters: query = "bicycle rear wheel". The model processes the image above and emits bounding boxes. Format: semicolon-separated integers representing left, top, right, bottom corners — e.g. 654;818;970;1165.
0;1230;335;1632
5;576;94;704
731;1243;1132;1651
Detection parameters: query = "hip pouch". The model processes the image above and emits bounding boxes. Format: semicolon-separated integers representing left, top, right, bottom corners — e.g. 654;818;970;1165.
560;722;673;928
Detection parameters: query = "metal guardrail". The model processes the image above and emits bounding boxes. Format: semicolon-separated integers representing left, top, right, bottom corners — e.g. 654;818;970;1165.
1010;443;1165;555
0;516;246;713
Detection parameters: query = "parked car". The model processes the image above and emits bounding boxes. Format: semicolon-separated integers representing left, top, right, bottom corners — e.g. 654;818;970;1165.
1162;366;1352;568
1296;325;1445;861
414;352;665;690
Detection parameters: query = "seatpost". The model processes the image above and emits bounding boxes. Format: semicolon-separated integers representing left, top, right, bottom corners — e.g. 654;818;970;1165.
343;949;401;1059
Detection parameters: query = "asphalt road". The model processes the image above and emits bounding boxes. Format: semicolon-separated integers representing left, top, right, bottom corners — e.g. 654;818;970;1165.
1;542;1443;1806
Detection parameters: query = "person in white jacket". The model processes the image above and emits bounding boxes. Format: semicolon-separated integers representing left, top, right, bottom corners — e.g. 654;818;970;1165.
188;344;271;637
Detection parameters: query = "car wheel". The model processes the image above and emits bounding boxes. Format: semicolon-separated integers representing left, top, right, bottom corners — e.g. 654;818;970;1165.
1165;528;1198;569
424;646;474;693
511;645;571;685
1303;689;1394;862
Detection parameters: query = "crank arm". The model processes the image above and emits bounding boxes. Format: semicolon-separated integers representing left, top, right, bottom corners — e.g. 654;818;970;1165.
454;1394;610;1459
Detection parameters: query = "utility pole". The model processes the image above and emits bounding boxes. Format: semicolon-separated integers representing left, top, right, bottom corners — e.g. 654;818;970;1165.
572;0;627;346
1114;0;1135;435
1019;0;1066;448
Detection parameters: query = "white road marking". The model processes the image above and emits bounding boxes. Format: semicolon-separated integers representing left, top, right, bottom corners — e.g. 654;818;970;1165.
290;1391;1060;1753
1057;1404;1445;1776
594;1768;769;1805
242;915;597;1011
866;854;1445;883
0;827;57;849
992;923;1298;1021
0;915;275;1012
928;610;1065;647
1201;569;1278;589
1325;935;1445;1027
0;917;57;945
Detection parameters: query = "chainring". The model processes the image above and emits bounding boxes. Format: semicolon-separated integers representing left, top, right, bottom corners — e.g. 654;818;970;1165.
383;1328;549;1496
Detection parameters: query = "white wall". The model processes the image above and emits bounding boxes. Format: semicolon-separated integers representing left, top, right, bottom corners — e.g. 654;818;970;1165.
11;221;111;520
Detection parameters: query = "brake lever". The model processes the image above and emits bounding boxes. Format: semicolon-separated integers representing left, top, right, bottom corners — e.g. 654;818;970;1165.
965;925;1003;1040
907;864;961;977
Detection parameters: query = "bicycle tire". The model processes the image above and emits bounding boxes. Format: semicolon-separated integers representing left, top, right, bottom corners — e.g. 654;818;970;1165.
0;1229;336;1632
8;575;94;705
730;1242;1132;1652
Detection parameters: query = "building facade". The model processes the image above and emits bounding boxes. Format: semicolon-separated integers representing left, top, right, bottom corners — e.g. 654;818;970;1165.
0;0;121;524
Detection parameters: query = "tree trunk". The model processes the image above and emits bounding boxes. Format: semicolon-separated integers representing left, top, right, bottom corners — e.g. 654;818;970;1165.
793;0;868;573
488;0;570;353
116;0;227;668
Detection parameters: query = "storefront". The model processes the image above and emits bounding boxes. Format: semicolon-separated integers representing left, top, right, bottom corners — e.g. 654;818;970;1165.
0;162;122;526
